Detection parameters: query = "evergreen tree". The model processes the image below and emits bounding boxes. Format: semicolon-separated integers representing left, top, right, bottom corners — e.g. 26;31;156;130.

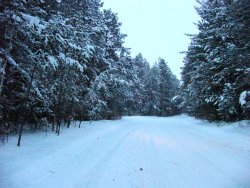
130;53;150;115
182;0;250;121
0;0;182;146
158;58;179;116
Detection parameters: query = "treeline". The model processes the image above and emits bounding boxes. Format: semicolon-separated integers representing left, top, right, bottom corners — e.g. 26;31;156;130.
181;0;250;121
0;0;180;144
1;0;249;146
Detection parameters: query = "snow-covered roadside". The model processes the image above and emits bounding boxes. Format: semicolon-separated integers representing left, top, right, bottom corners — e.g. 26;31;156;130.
0;115;250;188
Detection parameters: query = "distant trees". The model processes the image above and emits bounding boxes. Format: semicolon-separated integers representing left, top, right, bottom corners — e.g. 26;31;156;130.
0;0;181;145
181;0;250;121
158;58;179;116
128;56;180;116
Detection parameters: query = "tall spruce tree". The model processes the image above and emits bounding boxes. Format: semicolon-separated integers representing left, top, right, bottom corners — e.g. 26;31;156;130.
182;0;250;121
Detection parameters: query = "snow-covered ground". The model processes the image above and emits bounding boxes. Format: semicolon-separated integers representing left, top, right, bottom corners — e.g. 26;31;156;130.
0;115;250;188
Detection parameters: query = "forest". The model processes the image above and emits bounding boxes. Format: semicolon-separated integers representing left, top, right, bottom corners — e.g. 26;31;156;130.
0;0;249;145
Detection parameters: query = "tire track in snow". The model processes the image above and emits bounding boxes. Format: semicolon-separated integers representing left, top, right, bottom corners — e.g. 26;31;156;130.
74;126;134;188
1;116;249;188
183;126;250;156
162;124;249;188
131;126;194;188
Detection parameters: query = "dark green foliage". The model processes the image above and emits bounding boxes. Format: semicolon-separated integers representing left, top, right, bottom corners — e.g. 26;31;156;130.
182;0;250;121
0;0;181;145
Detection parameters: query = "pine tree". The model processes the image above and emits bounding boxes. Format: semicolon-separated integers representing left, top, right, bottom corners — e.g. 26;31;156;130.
182;0;250;121
158;58;179;116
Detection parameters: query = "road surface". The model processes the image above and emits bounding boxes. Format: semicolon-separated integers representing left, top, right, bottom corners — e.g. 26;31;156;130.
0;115;250;188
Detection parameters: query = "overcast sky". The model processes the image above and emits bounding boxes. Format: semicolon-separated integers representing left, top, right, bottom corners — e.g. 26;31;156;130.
102;0;200;79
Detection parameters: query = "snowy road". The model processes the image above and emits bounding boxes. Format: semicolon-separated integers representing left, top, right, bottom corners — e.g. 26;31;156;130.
1;115;250;188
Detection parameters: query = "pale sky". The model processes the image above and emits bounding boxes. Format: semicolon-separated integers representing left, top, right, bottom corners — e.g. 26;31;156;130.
102;0;199;79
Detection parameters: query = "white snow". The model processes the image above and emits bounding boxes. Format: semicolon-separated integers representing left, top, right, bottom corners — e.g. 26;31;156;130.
171;95;179;101
68;42;82;51
0;115;250;188
239;91;248;106
66;57;84;72
55;33;65;43
0;48;18;67
21;13;46;34
86;44;95;52
47;55;58;69
12;14;22;22
58;53;85;72
59;52;66;60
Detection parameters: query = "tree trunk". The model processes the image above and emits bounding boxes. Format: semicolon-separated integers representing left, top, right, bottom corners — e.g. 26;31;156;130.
0;57;7;97
45;123;48;136
17;122;24;146
0;58;7;128
17;66;36;146
55;77;63;136
78;121;82;128
56;120;61;136
67;120;70;128
52;116;56;131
